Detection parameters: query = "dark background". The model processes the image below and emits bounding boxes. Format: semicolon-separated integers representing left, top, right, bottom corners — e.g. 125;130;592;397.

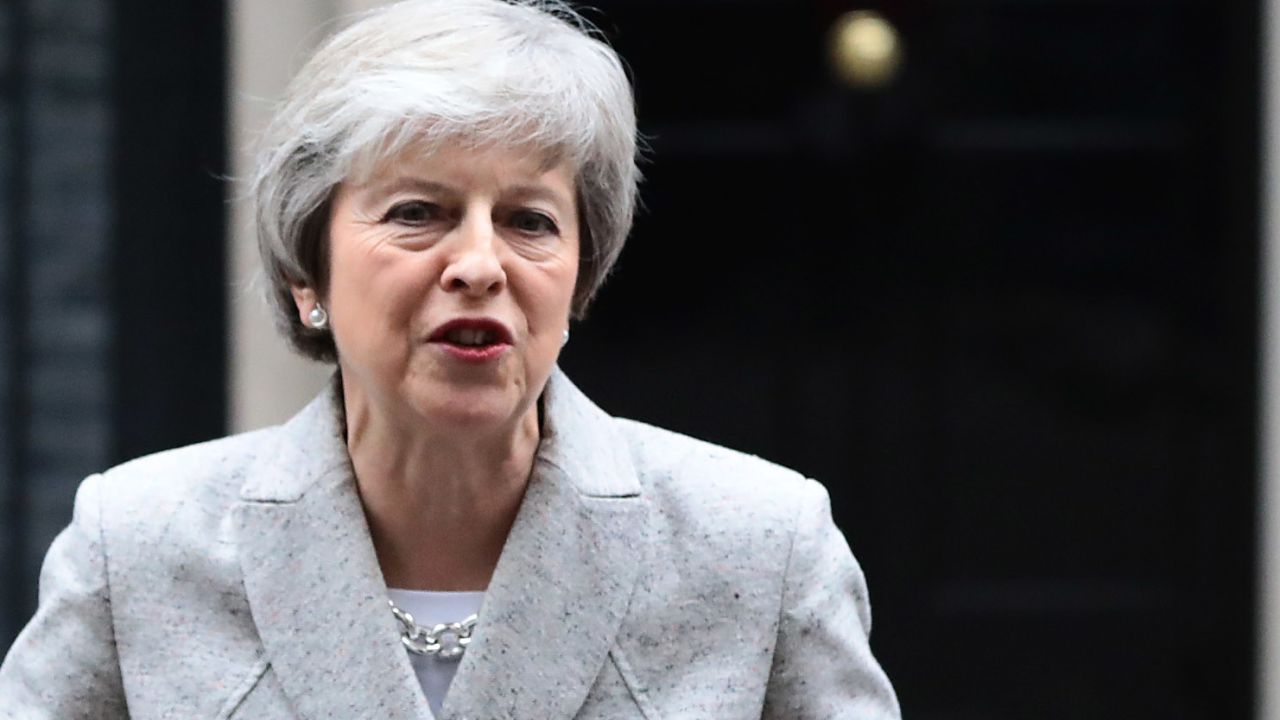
568;1;1261;717
0;1;1261;718
0;0;226;662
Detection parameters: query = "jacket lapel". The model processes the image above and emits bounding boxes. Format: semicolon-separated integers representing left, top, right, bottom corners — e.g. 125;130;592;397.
232;369;646;720
442;369;647;720
233;385;433;720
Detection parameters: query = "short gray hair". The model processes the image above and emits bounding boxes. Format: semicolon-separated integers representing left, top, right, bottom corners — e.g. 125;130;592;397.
251;0;640;361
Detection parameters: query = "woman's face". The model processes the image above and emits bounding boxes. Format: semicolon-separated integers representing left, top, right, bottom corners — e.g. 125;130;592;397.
299;143;580;436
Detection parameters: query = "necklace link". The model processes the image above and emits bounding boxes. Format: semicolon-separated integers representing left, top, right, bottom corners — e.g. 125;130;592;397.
389;600;478;661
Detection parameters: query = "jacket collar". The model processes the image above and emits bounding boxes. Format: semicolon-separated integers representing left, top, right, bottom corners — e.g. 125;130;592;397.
526;366;642;498
238;367;641;503
234;368;646;720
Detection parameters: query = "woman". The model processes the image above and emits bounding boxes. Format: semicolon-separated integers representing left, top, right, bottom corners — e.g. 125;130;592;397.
0;1;899;718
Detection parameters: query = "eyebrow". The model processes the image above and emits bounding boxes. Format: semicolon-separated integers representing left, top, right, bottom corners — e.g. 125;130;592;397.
505;183;574;209
367;177;452;199
365;177;574;211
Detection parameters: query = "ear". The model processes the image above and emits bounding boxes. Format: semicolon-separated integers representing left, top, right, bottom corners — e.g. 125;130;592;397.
290;285;319;326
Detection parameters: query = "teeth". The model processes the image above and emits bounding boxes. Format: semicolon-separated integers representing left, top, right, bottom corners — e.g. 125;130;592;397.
450;327;494;346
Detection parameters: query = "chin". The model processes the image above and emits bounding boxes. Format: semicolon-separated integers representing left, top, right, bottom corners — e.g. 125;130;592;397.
412;385;525;433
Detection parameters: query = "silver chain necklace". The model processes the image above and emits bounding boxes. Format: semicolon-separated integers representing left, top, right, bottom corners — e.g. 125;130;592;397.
388;599;478;661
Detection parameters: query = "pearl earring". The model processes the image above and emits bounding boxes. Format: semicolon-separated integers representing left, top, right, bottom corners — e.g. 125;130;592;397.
562;329;570;346
307;304;328;330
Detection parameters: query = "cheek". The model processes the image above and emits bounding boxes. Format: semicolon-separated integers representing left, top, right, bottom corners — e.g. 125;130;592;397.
327;249;435;348
526;265;578;331
546;240;581;312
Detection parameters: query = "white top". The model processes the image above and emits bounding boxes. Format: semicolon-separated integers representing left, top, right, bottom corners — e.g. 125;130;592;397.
386;588;486;718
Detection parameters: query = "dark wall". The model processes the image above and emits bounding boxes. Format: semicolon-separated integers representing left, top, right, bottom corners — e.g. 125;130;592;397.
111;2;227;463
560;1;1260;718
0;0;117;647
0;1;226;648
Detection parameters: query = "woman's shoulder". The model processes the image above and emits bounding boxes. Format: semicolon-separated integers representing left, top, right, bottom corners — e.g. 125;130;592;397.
91;426;280;534
610;416;826;526
606;417;841;620
613;416;807;483
102;425;276;487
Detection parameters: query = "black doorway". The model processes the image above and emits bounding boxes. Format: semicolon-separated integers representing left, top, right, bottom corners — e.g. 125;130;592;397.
561;2;1259;717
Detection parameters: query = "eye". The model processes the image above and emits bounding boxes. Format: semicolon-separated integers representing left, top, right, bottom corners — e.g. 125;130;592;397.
510;210;559;236
382;200;440;226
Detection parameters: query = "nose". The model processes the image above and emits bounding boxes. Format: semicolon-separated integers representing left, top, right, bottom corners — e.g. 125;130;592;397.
439;213;506;298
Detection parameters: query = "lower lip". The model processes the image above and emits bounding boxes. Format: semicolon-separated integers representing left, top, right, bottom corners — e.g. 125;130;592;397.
435;342;510;364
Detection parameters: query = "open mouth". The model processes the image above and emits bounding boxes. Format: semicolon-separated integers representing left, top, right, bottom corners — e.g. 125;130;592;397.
443;326;501;347
429;319;514;360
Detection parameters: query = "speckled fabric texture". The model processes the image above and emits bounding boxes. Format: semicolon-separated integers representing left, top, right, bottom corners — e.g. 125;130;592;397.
0;368;899;720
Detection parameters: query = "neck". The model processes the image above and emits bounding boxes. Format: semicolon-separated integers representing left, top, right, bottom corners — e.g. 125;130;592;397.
343;381;540;592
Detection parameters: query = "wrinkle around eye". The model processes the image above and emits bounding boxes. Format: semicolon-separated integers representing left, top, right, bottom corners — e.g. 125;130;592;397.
506;209;560;238
381;227;441;249
345;218;439;251
381;199;445;226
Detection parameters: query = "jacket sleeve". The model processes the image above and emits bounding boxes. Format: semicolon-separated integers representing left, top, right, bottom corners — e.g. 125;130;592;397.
0;473;128;719
762;479;901;719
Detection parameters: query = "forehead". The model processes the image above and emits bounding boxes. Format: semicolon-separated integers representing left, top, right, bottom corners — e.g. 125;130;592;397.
353;134;575;189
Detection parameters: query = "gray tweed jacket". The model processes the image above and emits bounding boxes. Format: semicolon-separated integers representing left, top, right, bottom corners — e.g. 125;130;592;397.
0;368;899;720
